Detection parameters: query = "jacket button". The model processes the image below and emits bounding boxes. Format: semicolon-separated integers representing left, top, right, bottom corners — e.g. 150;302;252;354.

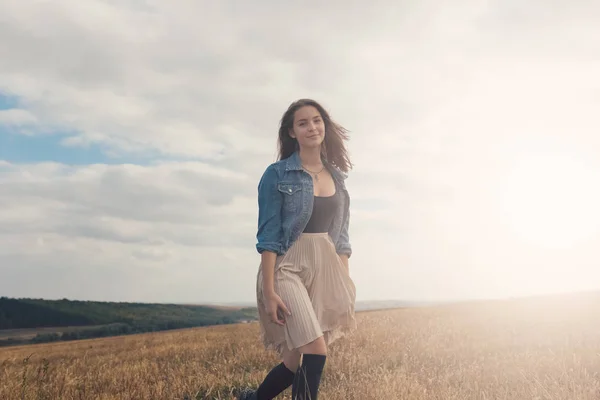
288;188;292;192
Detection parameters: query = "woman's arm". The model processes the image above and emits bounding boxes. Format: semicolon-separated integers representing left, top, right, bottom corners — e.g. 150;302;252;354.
256;165;283;256
256;165;283;295
336;193;352;259
261;251;278;295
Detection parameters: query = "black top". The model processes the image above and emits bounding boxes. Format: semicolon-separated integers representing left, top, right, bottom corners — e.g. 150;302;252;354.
303;187;342;233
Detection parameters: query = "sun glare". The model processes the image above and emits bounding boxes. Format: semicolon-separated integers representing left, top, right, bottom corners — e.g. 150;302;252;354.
499;149;600;249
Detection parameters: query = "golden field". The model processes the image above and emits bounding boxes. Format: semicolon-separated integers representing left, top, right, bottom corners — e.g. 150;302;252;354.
1;292;600;400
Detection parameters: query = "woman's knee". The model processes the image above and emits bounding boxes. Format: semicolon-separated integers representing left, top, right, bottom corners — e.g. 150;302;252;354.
297;336;327;356
282;348;301;371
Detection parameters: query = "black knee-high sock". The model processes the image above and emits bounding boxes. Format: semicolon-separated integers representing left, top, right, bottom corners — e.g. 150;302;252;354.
291;354;327;400
255;362;296;400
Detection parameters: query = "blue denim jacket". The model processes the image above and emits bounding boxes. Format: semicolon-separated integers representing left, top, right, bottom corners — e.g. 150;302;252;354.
256;151;352;258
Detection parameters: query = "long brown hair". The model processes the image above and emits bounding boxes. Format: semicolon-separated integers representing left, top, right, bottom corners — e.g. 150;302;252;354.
277;99;352;173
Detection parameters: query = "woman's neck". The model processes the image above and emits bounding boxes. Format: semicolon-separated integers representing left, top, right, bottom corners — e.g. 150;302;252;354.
298;147;323;168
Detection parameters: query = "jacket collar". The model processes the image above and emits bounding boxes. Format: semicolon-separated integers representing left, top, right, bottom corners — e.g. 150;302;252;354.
285;150;347;182
284;150;303;171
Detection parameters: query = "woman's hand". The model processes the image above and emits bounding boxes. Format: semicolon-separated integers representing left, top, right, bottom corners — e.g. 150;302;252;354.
264;291;291;326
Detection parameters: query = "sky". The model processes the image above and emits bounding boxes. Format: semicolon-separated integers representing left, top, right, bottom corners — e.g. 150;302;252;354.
1;0;600;304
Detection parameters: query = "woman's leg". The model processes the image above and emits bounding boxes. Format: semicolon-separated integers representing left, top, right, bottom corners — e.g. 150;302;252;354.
292;336;327;400
253;347;300;400
282;347;302;372
296;336;327;356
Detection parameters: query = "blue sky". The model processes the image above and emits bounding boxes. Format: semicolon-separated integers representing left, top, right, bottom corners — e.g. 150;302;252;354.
1;93;106;164
1;1;600;304
0;94;154;165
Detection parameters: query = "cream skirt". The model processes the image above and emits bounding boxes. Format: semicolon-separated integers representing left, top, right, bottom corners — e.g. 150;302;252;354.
256;232;357;356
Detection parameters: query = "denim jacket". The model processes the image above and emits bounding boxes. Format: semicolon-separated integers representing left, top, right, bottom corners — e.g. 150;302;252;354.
256;151;352;258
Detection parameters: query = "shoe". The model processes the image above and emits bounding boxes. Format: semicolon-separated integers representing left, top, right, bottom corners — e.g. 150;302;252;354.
237;388;257;400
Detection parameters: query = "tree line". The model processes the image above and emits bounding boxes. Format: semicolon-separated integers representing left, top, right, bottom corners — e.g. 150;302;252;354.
0;297;257;346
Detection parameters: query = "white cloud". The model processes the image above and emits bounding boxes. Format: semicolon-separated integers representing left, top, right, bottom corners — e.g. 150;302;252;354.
0;108;38;128
0;161;261;302
1;0;600;302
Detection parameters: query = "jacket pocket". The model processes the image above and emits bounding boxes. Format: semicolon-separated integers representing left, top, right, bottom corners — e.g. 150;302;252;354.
277;182;302;212
277;182;302;195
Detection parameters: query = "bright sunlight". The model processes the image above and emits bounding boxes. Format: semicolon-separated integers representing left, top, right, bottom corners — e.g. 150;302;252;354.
498;147;600;250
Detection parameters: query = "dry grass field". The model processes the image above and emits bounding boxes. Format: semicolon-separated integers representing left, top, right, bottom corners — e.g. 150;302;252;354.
1;291;600;400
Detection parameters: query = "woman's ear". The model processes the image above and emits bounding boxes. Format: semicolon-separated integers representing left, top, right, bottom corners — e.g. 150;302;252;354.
288;128;296;139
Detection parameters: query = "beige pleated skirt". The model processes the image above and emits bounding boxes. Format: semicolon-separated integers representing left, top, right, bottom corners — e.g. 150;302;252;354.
256;232;357;356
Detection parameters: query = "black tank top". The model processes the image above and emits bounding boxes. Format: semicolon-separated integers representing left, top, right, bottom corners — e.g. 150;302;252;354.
303;186;342;233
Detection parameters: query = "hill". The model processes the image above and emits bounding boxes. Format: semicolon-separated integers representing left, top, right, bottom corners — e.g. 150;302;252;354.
0;297;257;347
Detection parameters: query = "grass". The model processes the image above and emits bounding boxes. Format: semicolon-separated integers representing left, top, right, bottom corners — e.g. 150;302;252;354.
1;291;599;399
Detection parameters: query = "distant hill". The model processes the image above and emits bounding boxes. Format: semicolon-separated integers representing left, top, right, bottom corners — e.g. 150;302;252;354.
6;291;595;348
0;296;428;347
0;297;258;347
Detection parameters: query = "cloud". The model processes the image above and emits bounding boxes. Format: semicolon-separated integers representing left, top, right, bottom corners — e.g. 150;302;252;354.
2;0;598;165
0;161;256;243
0;160;263;302
1;0;600;303
0;108;38;126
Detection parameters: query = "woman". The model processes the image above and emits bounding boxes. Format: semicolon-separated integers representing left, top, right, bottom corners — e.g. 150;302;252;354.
238;99;357;400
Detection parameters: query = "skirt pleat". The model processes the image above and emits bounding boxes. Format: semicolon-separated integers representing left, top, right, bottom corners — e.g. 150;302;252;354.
256;232;357;356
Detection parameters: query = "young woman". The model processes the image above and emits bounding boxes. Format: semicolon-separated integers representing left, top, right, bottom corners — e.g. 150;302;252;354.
238;99;357;400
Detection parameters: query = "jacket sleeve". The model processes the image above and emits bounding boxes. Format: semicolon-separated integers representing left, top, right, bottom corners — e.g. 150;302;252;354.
256;165;283;255
336;194;352;258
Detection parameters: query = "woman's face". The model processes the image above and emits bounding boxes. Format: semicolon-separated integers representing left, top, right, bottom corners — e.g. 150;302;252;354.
289;105;325;150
